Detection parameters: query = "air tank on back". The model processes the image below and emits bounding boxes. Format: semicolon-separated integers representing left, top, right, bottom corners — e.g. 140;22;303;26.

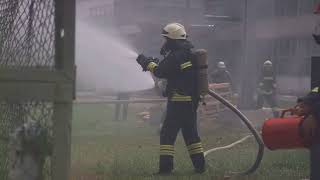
193;49;209;96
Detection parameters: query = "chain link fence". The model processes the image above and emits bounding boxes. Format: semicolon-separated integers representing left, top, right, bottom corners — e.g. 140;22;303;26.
0;101;53;180
0;0;56;179
0;0;55;68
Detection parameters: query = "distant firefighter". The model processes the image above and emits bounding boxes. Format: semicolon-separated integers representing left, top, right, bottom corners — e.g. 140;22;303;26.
256;60;279;117
210;61;232;84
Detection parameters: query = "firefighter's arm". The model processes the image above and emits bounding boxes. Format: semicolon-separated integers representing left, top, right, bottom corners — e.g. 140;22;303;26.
226;71;233;85
256;82;264;94
136;54;154;71
146;54;178;78
136;53;177;78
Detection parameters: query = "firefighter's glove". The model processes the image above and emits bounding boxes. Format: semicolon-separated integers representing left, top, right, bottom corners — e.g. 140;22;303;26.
136;54;151;71
151;57;160;64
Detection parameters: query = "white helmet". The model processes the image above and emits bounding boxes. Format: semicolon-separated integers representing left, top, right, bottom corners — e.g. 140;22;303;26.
161;23;187;40
264;60;272;66
217;61;226;69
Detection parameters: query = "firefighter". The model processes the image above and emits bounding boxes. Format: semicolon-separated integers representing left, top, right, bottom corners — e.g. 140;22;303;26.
256;60;279;117
296;87;320;180
136;23;206;174
210;61;232;84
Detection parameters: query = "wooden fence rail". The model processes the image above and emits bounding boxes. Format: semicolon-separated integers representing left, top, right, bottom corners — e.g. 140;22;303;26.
75;83;234;122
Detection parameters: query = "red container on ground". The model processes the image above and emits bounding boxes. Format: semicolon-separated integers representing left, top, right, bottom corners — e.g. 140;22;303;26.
262;116;311;150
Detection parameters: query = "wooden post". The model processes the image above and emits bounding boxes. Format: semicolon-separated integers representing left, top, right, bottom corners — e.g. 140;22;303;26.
114;94;121;121
121;93;130;121
122;102;129;121
114;104;121;121
114;93;130;121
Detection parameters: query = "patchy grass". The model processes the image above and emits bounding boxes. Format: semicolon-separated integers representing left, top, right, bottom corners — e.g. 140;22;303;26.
71;104;309;180
0;143;8;180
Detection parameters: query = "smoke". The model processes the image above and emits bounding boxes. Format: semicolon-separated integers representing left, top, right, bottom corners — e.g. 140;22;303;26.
75;20;155;93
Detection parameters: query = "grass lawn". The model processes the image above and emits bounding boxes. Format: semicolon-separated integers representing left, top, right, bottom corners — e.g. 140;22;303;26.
71;104;309;180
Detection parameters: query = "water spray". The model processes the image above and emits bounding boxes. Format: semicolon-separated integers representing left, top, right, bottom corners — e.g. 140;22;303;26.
75;20;154;93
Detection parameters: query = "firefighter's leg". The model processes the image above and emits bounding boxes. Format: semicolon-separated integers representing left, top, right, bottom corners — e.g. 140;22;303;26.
310;142;320;180
267;94;279;117
256;93;264;109
180;102;205;172
159;102;180;173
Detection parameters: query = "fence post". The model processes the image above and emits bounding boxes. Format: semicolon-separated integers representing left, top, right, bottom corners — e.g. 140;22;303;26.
52;102;72;180
52;0;75;179
114;94;121;121
121;94;130;121
114;93;130;121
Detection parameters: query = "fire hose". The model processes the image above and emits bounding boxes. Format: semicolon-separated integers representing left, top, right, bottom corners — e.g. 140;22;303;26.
205;89;265;176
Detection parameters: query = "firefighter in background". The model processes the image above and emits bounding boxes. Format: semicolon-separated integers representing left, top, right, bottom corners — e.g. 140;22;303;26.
296;87;320;180
210;61;232;85
256;60;279;117
136;23;206;174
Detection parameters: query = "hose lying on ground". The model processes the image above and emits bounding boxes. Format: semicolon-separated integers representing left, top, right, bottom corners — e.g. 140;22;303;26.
204;135;252;157
205;90;265;176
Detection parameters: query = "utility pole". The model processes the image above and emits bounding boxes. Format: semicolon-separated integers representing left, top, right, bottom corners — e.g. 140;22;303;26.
184;0;191;26
239;0;248;108
239;0;258;109
311;57;320;89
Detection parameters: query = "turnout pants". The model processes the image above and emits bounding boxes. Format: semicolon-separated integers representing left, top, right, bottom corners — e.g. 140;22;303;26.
159;100;205;172
257;93;279;117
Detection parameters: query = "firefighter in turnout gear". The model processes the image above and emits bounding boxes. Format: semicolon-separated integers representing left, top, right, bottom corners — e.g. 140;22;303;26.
257;60;279;117
210;61;232;84
136;23;206;174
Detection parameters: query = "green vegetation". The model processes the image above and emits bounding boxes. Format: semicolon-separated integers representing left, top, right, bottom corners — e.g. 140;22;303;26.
0;143;8;180
71;104;309;180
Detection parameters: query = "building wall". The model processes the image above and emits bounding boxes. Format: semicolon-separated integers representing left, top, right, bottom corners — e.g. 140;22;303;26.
239;0;320;96
112;0;243;71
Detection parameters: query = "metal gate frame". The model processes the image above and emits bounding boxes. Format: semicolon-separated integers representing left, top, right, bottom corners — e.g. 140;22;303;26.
0;0;75;179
